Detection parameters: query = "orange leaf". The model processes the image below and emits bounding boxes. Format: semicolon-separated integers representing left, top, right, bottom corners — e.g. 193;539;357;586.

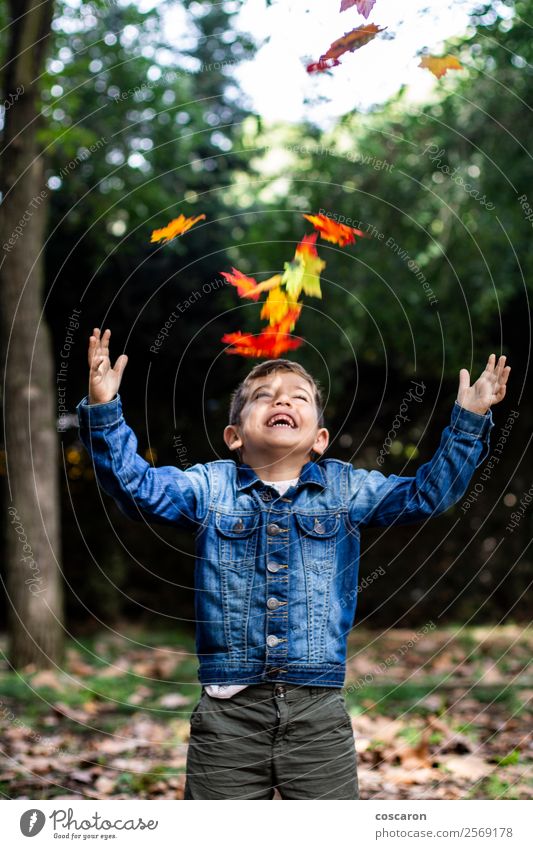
221;329;303;358
150;213;206;244
220;267;262;301
261;286;291;325
303;213;365;247
418;55;463;79
322;23;386;61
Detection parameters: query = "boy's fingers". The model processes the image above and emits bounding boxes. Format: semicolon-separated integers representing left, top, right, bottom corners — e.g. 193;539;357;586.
458;368;470;393
113;354;128;376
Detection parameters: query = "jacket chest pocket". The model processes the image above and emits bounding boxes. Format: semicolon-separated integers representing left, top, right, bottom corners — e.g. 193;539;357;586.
215;512;259;568
295;512;341;572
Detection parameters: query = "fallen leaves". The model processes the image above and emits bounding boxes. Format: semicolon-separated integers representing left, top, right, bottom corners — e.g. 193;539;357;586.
2;627;531;800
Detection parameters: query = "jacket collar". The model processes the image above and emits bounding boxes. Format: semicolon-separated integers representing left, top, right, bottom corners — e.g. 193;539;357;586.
236;459;326;491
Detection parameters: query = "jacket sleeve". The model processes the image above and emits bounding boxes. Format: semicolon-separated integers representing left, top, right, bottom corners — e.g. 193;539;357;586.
347;401;494;528
76;393;210;531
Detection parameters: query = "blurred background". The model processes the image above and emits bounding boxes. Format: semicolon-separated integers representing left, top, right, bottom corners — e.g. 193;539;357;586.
0;0;531;800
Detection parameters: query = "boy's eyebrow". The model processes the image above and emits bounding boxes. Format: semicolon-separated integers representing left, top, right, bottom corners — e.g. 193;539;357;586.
250;383;312;397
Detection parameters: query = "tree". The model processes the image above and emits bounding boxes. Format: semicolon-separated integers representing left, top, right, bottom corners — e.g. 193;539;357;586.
0;0;63;668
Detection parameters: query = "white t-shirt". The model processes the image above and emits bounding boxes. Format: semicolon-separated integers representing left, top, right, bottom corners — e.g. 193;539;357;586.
205;477;299;699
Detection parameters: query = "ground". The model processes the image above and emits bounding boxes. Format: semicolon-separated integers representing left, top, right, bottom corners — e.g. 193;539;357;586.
0;625;531;800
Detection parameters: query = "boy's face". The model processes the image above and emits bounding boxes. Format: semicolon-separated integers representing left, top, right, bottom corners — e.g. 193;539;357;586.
223;370;329;469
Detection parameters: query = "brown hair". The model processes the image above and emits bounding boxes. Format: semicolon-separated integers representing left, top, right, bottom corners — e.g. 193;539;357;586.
228;360;325;462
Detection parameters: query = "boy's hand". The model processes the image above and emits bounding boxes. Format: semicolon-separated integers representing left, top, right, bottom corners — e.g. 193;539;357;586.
457;354;511;415
87;328;128;405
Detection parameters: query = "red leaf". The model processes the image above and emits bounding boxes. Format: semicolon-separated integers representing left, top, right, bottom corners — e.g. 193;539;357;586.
220;267;262;300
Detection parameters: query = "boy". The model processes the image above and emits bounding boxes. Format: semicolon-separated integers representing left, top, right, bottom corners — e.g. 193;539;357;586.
77;328;510;800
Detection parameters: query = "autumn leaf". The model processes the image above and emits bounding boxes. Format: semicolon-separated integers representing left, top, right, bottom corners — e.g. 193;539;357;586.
261;286;291;325
303;213;365;247
220;267;262;300
306;57;341;74
340;0;376;18
242;273;282;299
418;55;463;79
150;213;206;244
282;233;326;300
221;327;303;358
322;23;386;61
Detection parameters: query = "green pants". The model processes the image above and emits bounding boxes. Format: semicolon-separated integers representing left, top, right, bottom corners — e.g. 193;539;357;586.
184;682;359;800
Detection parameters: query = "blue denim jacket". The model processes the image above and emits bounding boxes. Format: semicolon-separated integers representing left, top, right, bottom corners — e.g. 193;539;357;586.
76;394;493;688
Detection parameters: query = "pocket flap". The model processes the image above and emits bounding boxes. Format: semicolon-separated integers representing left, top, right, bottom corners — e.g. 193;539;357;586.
215;512;259;537
295;512;340;538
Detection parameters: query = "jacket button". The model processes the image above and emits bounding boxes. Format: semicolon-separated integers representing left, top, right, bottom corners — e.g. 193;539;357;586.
314;518;326;534
233;519;245;532
267;523;281;535
266;634;280;647
267;561;281;572
267;597;282;610
260;490;273;501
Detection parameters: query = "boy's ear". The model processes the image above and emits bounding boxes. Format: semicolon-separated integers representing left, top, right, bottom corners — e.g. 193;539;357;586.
224;424;243;453
312;427;329;457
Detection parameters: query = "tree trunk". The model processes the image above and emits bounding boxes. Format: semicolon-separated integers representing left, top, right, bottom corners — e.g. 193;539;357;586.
0;0;63;669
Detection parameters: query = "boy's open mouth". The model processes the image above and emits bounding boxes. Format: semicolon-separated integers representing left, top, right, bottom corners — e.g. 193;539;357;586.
265;413;297;429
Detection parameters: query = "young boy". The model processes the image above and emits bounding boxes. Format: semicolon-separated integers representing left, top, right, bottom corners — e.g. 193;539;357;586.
77;328;510;800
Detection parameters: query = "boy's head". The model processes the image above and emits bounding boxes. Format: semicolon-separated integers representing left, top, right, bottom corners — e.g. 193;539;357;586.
223;359;329;468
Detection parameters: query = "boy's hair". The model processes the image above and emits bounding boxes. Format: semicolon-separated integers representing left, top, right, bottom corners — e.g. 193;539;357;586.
228;359;326;464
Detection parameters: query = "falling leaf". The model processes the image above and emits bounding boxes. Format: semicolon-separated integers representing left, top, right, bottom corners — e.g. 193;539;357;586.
282;233;326;300
221;322;303;358
220;267;262;300
150;213;206;244
322;23;386;61
241;273;282;299
340;0;376;18
306;57;342;74
303;213;365;247
261;286;291;325
418;55;463;79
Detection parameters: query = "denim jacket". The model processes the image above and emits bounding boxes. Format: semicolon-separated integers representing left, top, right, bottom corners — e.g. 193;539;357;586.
76;394;493;688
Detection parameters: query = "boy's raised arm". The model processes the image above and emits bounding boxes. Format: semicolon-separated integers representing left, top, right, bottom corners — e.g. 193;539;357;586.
77;328;209;529
347;354;511;528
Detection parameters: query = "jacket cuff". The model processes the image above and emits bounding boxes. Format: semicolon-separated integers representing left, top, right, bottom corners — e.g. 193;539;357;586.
451;400;494;437
76;394;122;428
